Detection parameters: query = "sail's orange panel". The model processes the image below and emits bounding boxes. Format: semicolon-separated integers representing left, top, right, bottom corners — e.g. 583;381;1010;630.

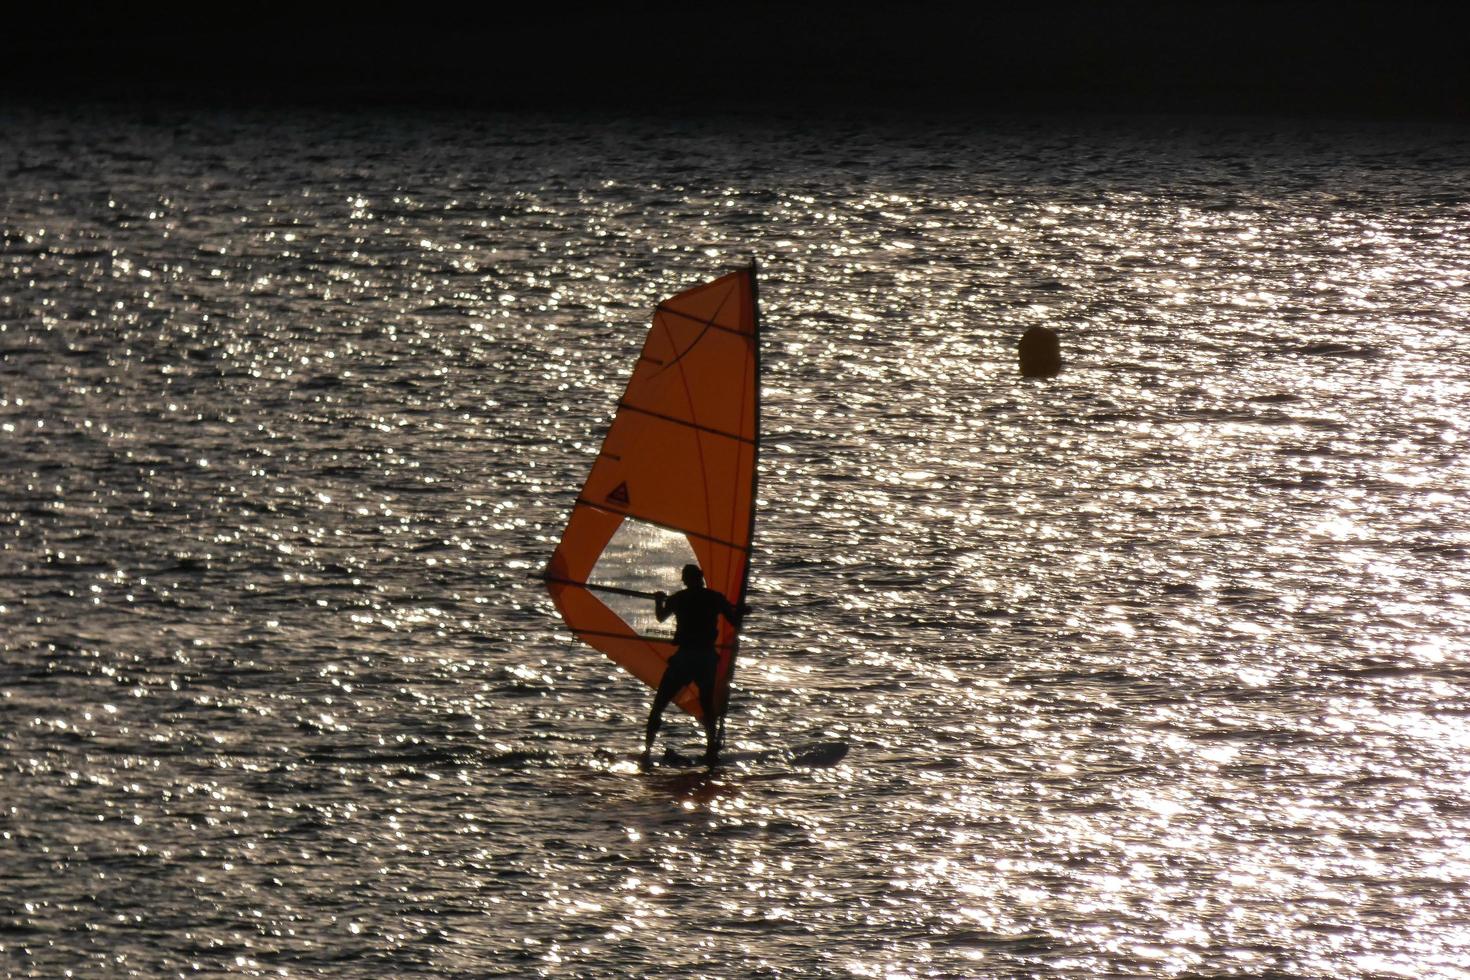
546;267;759;721
546;499;622;585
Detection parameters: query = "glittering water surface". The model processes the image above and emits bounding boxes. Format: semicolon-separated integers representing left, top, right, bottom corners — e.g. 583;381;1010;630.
4;107;1470;978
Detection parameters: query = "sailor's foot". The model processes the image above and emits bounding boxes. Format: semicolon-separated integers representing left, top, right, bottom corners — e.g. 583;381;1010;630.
702;747;719;768
638;747;653;770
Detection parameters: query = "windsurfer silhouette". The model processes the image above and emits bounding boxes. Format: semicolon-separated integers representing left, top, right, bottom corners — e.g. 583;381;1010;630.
642;563;744;767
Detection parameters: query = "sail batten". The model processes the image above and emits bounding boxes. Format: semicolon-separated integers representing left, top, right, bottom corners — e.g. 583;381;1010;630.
546;265;761;722
570;499;754;551
653;306;751;337
615;401;757;445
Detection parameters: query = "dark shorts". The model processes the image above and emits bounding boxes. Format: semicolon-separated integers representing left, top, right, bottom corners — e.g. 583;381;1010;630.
664;646;718;693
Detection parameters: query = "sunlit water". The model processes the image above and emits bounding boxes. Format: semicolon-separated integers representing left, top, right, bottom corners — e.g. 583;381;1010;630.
3;106;1470;978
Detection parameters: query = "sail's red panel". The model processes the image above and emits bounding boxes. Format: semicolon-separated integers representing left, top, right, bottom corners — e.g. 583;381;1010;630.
546;267;760;719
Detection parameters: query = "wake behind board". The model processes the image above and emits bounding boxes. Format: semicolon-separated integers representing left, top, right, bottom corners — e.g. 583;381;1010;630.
658;739;849;770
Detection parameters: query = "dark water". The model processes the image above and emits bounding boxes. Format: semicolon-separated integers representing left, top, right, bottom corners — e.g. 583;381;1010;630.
3;106;1470;978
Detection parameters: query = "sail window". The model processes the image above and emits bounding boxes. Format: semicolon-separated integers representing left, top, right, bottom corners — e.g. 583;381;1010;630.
587;518;699;638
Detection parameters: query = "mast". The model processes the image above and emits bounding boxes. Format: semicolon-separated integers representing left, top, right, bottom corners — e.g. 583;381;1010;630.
716;258;761;749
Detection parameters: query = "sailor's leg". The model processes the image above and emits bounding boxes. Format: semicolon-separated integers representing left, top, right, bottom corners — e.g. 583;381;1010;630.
696;658;719;764
643;687;673;752
644;662;687;753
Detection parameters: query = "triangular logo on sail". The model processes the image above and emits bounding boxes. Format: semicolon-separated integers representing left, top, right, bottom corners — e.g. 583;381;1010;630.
605;481;631;507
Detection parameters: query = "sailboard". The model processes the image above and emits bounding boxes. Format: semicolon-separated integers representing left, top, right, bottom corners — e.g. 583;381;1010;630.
544;263;761;741
658;739;849;771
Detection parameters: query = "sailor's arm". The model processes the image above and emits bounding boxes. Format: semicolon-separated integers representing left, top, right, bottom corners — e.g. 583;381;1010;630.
721;594;749;626
654;591;671;622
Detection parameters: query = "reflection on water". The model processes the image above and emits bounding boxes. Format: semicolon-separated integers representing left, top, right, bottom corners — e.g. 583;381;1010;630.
3;107;1470;977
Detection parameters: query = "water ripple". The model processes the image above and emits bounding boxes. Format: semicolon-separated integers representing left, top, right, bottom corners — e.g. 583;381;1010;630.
3;107;1470;978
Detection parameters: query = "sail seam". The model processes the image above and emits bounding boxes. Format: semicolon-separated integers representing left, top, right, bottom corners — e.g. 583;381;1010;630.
654;303;752;338
573;497;752;552
616;401;754;445
650;279;739;381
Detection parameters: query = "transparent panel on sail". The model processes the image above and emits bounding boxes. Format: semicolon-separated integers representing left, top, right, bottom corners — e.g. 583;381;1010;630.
588;518;699;639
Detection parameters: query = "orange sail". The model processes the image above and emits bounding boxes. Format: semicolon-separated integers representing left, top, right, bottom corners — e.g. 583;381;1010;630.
545;265;761;722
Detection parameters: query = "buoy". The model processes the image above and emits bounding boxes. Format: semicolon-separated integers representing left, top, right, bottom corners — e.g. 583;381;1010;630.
1018;326;1061;378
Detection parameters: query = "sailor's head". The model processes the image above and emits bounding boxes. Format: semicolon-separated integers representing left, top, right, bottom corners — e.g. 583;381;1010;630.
681;563;704;588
